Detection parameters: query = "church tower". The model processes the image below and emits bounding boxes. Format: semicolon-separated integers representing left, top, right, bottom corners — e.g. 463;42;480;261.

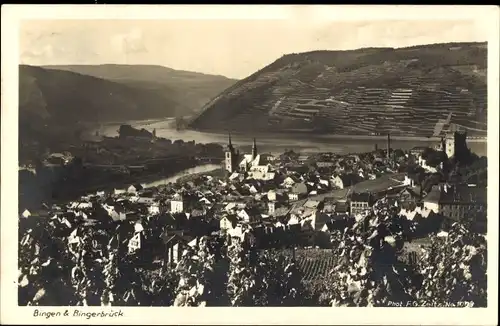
225;133;238;173
252;138;258;161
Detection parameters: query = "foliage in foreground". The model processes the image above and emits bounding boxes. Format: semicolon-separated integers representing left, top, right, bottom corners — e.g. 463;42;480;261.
19;208;487;307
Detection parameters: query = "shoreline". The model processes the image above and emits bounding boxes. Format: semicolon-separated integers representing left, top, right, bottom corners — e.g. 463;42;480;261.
91;120;487;144
187;127;488;143
37;163;221;205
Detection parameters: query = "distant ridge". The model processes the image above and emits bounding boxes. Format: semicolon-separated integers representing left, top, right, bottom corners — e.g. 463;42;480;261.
189;42;487;137
19;64;237;146
42;64;237;116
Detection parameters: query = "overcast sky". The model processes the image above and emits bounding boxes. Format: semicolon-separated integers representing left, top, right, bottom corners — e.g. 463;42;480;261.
20;19;486;79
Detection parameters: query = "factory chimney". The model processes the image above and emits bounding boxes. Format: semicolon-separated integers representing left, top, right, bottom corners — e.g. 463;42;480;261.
387;133;391;159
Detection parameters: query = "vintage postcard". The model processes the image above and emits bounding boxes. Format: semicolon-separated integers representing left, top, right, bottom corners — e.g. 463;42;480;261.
1;4;499;325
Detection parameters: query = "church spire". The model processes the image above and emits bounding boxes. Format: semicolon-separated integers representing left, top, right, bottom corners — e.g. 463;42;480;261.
252;138;257;160
227;132;234;152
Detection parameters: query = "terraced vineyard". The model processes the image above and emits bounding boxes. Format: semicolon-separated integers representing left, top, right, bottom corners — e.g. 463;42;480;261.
264;248;339;282
296;252;338;282
190;42;487;137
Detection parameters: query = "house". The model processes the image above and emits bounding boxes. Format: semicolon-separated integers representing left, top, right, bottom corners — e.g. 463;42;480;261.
423;185;442;213
298;155;310;163
320;197;337;214
350;193;375;216
148;204;162;215
220;215;238;230
303;199;321;210
398;187;421;209
418;156;438;173
282;175;300;188
248;164;276;181
128;232;143;254
424;184;486;221
162;232;193;265
403;174;417;187
136;197;156;205
102;204;127;222
127;184;144;194
291;182;308;197
317;161;335;168
21;209;31;218
199;197;212;205
410;146;428;157
267;201;280;216
237;207;260;224
248;184;260;194
318;178;330;188
309;210;330;231
332;174;360;189
69;201;93;210
288;193;299;201
267;190;278;202
274;206;292;219
170;194;185;213
287;215;300;226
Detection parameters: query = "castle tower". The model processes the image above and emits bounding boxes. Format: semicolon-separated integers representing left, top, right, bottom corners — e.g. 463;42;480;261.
445;132;455;158
252;138;258;160
440;136;446;152
225;133;237;173
454;130;468;162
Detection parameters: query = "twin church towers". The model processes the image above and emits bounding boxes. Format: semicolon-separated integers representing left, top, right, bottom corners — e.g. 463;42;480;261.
224;133;257;173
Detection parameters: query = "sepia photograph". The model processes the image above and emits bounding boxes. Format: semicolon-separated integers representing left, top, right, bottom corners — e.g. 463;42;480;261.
1;4;499;325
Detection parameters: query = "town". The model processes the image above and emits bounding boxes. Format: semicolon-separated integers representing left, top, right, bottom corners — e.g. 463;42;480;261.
18;125;487;307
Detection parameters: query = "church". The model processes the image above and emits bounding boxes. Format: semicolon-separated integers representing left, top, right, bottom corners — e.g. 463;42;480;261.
224;134;275;180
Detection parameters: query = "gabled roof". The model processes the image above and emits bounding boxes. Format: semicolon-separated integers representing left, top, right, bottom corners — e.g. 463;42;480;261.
334;201;350;213
221;214;239;227
129;184;143;190
350;192;372;203
423;186;441;204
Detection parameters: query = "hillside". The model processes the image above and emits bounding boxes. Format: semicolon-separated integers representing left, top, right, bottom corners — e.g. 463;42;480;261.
42;64;237;116
19;65;175;145
189;42;487;137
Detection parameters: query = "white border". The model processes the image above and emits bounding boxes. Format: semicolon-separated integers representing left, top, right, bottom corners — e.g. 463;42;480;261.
1;5;499;325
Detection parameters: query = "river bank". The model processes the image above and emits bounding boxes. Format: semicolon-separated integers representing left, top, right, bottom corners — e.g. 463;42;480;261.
91;121;487;158
189;127;487;143
19;163;222;209
71;163;222;198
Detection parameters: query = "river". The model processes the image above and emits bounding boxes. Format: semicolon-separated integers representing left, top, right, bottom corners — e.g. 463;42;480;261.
141;164;221;188
108;163;222;192
92;119;488;157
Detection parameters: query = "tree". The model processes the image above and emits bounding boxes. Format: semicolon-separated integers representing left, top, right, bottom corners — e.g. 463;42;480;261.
173;237;218;307
322;211;420;307
18;218;76;306
226;240;261;306
415;222;487;307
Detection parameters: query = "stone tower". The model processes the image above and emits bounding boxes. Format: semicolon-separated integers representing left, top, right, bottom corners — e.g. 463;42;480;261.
445;130;468;161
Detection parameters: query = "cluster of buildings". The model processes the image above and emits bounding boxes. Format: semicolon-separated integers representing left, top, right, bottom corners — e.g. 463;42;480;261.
413;130;470;173
21;130;487;269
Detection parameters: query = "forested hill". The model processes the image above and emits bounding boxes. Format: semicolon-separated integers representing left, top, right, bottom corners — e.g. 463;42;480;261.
19;64;237;147
42;64;237;117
